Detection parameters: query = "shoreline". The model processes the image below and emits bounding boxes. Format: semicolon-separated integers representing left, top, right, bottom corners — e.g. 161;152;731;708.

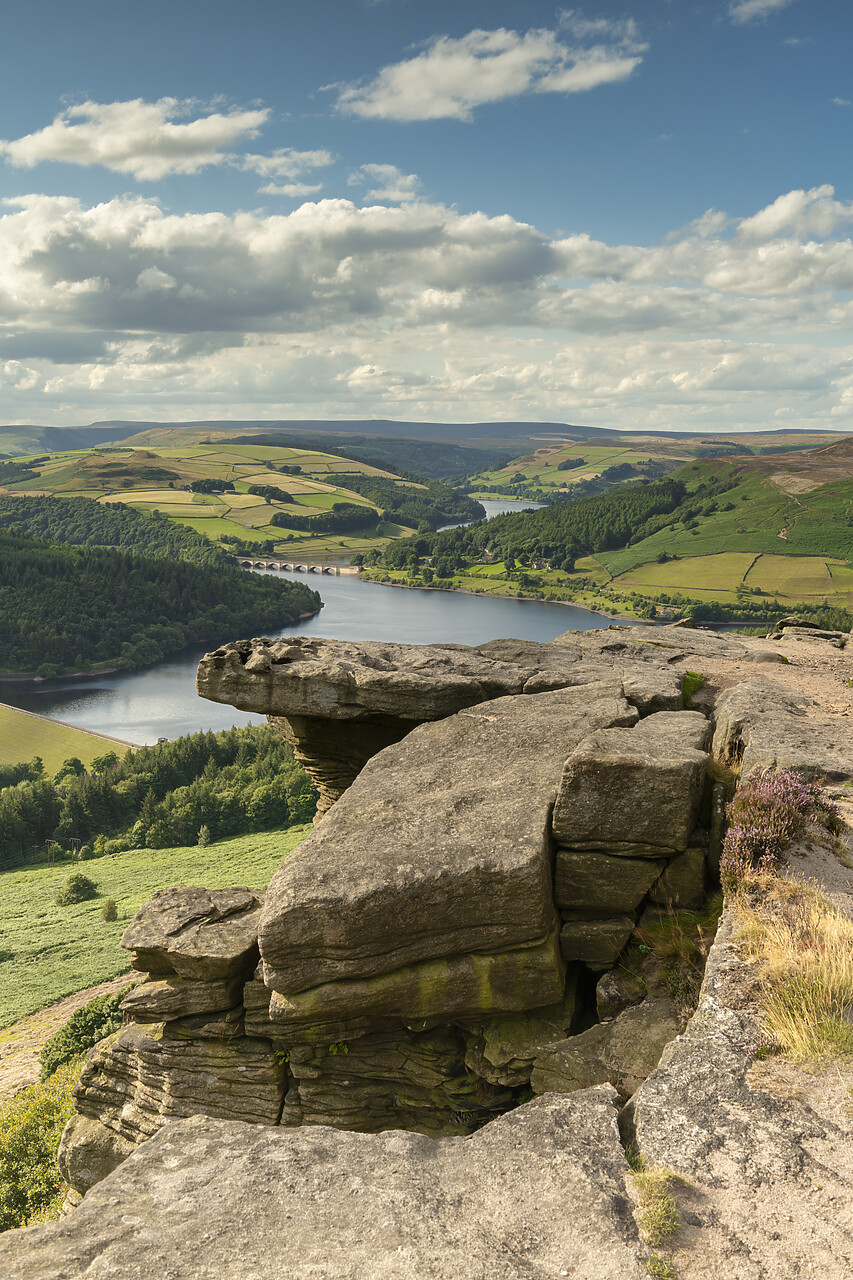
356;573;649;625
0;605;324;688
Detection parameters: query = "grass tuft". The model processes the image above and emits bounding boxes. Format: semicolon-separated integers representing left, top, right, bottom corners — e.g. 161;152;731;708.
735;875;853;1062
633;1167;681;1246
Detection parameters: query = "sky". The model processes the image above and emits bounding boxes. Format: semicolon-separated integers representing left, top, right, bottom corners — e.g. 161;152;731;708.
0;0;851;435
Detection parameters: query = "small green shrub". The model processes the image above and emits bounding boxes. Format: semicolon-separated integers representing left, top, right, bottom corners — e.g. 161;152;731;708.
681;670;705;708
54;873;98;906
39;989;129;1080
0;1058;81;1231
197;824;211;847
100;897;118;921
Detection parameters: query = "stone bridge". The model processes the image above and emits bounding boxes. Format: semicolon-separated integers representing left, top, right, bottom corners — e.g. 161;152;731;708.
236;559;359;575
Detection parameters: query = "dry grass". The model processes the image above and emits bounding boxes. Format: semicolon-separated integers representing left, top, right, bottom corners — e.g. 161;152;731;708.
734;874;853;1061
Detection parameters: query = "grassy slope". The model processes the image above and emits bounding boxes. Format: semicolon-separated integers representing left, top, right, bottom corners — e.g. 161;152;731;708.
0;704;139;773
0;825;310;1027
0;440;409;558
590;455;853;606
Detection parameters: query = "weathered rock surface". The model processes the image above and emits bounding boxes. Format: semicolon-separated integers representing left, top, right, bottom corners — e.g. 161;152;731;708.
531;999;679;1099
595;968;647;1021
0;1093;647;1280
623;909;853;1279
713;678;853;781
647;844;706;908
197;632;698;813
259;683;636;1001
559;917;636;968
462;978;580;1087
56;1115;136;1210
265;929;566;1034
552;711;710;856
121;886;263;980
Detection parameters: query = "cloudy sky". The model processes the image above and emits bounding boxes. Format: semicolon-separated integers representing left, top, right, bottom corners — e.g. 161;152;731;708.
0;0;851;434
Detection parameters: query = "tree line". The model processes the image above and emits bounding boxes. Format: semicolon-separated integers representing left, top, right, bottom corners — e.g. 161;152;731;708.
0;725;317;869
0;495;224;565
0;529;320;675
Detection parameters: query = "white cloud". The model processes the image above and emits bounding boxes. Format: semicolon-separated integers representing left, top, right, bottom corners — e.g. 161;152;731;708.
2;185;853;431
737;185;853;240
260;182;325;198
833;97;851;107
240;148;334;178
349;164;421;203
729;0;795;25
0;98;270;181
334;22;645;122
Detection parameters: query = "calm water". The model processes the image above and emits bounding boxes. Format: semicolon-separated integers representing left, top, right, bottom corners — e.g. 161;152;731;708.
1;497;640;744
1;577;639;744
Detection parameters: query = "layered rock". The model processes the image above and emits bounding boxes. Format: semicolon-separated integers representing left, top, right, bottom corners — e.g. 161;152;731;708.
258;682;637;1014
56;631;725;1210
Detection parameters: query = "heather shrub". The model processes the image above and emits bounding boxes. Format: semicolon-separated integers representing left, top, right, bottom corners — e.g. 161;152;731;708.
100;897;118;921
719;768;838;894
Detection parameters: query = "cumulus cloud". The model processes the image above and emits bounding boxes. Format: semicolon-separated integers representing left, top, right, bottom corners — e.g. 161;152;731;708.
348;164;421;203
0;98;270;181
334;21;645;121
729;0;795;25
1;184;853;431
736;184;853;239
240;147;334;178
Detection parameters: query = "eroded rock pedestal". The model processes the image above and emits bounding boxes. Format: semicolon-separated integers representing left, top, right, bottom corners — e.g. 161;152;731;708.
53;628;726;1213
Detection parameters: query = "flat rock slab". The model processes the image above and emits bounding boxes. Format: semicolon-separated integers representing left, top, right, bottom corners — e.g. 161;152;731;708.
121;886;263;981
1;1094;647;1280
259;682;637;997
553;711;710;856
197;636;534;720
713;678;853;782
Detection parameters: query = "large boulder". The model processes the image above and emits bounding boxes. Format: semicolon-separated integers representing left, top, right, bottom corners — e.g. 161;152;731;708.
121;886;263;980
196;633;687;813
1;1094;648;1280
258;683;637;1009
552;711;710;857
712;678;853;782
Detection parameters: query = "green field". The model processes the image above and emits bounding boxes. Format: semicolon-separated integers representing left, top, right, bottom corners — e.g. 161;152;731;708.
0;704;138;773
0;825;310;1028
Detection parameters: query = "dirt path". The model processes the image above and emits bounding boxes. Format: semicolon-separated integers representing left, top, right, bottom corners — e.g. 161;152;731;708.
0;971;136;1102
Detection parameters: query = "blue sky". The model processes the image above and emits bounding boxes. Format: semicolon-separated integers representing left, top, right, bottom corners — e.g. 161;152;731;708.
0;0;851;433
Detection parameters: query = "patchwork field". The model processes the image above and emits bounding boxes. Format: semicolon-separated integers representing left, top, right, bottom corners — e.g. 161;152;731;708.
0;825;310;1026
0;704;139;773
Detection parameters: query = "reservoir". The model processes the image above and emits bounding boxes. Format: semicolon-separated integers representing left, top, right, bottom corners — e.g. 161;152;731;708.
1;499;640;743
1;575;638;744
